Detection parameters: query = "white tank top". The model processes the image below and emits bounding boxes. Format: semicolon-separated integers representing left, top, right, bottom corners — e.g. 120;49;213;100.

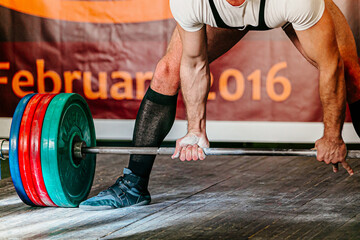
170;0;325;32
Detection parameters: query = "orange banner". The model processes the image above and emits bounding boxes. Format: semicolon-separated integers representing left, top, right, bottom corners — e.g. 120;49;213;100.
0;0;172;23
0;0;359;123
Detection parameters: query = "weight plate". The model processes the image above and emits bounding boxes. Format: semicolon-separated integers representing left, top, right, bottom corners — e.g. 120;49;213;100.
19;94;46;206
41;93;96;207
9;93;36;206
30;94;57;207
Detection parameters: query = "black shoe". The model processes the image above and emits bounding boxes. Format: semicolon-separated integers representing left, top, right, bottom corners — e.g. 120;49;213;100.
79;168;151;210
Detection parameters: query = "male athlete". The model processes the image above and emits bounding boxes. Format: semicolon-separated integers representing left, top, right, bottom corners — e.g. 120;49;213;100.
80;0;360;210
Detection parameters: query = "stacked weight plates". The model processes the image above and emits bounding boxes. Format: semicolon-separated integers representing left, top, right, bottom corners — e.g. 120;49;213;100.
9;93;96;207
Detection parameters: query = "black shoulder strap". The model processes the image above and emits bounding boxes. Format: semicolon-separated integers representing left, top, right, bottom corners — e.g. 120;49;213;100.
258;0;268;30
209;0;235;29
208;0;270;31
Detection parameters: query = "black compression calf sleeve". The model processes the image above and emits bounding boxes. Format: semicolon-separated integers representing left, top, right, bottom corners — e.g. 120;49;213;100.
128;87;178;179
349;100;360;138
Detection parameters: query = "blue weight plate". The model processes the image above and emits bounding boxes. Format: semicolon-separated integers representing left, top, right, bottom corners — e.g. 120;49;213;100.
9;93;36;206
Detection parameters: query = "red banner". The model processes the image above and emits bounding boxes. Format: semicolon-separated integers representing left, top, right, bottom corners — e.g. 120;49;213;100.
0;0;359;122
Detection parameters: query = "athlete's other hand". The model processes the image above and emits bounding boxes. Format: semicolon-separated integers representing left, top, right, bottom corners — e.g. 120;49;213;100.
315;136;353;175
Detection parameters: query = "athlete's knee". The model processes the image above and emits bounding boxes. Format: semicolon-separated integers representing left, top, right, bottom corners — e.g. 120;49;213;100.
154;57;179;79
344;58;359;74
151;56;180;94
343;58;360;89
340;48;360;72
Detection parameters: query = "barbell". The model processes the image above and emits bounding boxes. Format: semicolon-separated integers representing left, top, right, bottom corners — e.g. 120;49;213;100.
0;93;359;208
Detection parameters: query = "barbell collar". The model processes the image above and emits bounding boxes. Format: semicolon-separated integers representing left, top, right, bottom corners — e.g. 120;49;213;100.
0;139;9;160
73;141;87;160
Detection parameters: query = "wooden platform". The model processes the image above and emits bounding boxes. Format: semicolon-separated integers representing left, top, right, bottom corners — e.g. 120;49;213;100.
0;154;360;239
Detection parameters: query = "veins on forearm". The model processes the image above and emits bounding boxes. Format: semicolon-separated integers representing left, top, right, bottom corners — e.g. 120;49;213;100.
319;61;346;138
180;57;210;132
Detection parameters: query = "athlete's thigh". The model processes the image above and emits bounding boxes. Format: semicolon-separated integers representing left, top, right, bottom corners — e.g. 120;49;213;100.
206;26;249;63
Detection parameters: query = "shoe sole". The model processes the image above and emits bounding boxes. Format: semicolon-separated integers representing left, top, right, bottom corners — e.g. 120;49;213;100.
78;200;150;211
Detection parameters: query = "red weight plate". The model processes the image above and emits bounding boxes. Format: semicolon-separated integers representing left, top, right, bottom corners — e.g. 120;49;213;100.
19;94;46;206
30;94;57;207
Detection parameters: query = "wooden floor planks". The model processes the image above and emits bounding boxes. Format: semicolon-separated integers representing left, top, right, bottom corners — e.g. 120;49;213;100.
0;154;359;239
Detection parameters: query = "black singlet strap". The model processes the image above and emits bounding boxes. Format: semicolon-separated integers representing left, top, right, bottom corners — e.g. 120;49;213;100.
208;0;270;31
209;0;231;29
257;0;268;30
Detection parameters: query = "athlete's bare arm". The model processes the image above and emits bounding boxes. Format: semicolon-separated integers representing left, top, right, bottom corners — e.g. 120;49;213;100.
295;8;353;175
171;25;211;161
284;0;360;104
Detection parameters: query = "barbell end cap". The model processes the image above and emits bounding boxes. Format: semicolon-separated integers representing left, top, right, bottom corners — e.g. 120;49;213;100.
73;141;87;160
0;139;9;160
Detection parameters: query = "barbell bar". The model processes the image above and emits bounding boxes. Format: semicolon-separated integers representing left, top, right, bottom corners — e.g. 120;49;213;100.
80;146;360;158
2;139;360;160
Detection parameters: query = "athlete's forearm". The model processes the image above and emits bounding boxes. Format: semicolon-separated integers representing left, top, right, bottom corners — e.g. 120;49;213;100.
176;25;210;133
319;57;346;139
180;55;210;133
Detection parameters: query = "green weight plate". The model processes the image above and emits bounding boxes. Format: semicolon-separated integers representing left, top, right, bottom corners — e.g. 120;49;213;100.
41;93;96;207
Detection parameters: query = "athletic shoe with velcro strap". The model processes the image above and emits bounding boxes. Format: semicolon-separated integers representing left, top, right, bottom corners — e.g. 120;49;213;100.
79;168;151;210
